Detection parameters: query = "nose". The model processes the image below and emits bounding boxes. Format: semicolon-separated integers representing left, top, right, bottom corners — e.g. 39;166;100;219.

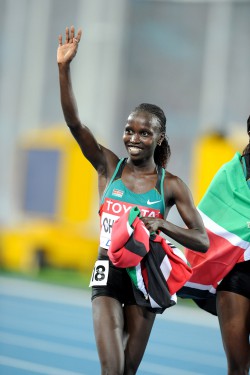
130;133;140;143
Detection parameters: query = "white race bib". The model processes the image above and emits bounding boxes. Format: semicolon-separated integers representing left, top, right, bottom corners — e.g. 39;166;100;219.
99;212;119;249
89;260;109;287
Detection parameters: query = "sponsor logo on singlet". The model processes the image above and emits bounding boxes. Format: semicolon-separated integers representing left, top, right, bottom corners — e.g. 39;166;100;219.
147;199;161;205
99;198;162;249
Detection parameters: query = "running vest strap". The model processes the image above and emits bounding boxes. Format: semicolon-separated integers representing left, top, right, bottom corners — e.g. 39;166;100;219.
99;158;166;249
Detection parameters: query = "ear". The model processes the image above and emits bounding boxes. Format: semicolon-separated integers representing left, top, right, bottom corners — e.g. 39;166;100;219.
157;133;165;146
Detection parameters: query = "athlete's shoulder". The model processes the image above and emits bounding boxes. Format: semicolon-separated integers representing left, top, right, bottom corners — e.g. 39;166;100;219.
164;170;183;184
164;171;190;200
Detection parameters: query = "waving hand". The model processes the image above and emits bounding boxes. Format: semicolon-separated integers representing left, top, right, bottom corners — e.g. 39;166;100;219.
57;26;82;64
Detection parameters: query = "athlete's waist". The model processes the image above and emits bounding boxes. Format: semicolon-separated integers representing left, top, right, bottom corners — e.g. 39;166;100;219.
98;246;109;258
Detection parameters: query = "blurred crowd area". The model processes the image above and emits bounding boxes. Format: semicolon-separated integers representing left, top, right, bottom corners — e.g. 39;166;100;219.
0;0;249;275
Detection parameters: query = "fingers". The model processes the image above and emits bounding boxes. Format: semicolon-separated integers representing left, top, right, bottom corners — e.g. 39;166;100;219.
65;27;69;43
76;29;82;43
72;26;82;45
70;25;75;43
60;26;82;45
58;34;62;46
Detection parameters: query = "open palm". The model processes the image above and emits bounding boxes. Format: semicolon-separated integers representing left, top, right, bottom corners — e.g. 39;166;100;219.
57;26;82;64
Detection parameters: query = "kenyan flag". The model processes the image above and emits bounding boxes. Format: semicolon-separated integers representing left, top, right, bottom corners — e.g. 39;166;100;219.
180;152;250;303
108;206;192;313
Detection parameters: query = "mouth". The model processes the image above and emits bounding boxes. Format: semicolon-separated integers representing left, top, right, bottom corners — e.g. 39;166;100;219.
127;146;142;155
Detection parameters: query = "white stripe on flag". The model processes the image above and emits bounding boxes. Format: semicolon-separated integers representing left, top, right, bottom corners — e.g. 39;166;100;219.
198;209;250;250
171;293;177;303
148;294;161;308
126;221;134;237
135;264;148;299
173;247;188;263
184;280;216;294
244;247;250;261
165;240;189;264
160;255;171;281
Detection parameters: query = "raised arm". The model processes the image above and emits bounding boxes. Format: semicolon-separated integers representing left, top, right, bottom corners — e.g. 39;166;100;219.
57;26;118;173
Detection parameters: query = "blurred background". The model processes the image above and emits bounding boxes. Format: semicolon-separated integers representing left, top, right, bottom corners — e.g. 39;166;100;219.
0;0;249;277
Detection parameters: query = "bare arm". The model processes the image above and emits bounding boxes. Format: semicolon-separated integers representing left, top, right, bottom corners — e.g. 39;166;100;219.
141;175;209;252
57;26;118;173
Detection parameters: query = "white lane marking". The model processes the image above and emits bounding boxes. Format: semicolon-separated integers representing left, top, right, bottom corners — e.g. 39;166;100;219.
0;355;86;375
139;361;203;375
0;276;91;307
0;315;90;342
0;333;223;375
0;276;219;328
0;332;97;360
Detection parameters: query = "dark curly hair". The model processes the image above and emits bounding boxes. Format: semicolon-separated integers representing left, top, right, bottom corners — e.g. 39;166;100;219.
242;115;250;155
132;103;171;168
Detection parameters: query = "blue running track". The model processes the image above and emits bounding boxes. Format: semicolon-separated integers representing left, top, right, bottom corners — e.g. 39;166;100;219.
0;277;226;374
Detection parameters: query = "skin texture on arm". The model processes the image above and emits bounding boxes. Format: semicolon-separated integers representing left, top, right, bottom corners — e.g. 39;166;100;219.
57;26;119;192
141;173;209;252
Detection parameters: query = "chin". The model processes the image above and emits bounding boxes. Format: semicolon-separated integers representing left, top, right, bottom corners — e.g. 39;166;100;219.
128;151;142;158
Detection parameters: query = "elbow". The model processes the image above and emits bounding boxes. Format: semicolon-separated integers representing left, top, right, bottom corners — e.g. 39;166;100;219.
62;111;81;129
66;119;82;130
198;234;210;253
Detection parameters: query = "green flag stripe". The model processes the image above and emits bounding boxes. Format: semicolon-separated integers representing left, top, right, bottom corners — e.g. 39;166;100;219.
198;153;250;242
199;209;250;249
199;195;249;241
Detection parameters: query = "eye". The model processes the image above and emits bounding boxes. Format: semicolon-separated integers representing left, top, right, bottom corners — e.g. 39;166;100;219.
141;131;150;137
124;127;133;135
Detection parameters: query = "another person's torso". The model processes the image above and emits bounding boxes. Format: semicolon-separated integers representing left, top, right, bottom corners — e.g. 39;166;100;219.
99;158;166;249
241;153;250;188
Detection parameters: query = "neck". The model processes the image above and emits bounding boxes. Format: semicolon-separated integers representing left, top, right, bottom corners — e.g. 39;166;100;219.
126;157;157;174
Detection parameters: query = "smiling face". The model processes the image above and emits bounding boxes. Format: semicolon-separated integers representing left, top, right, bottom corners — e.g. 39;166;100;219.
123;110;164;162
